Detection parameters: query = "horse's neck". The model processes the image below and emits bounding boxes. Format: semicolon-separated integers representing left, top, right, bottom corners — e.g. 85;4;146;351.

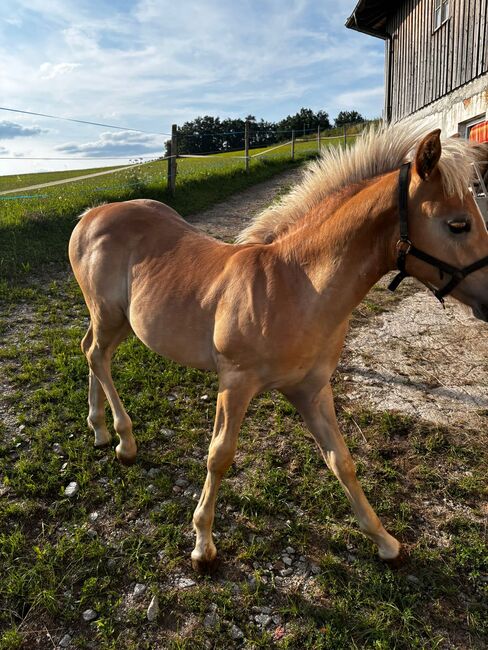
276;172;398;317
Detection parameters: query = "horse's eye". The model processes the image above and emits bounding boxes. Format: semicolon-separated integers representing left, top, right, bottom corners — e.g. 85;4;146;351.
448;220;471;234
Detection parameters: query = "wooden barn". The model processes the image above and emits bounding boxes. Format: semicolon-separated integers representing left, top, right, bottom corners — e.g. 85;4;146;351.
346;0;488;140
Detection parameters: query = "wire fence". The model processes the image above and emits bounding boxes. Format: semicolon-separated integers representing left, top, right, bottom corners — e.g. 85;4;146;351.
0;106;368;202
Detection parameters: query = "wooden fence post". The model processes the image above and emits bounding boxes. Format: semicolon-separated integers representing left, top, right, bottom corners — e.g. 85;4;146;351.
291;130;295;161
168;123;178;195
317;124;321;152
343;124;347;149
167;141;172;192
244;121;250;174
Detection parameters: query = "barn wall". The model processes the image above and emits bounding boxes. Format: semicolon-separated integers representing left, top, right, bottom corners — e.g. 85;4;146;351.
397;75;487;134
385;0;488;123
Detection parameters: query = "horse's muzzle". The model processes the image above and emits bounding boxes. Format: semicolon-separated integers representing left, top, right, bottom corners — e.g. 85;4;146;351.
471;303;488;322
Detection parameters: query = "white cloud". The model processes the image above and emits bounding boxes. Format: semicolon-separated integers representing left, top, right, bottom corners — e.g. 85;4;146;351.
335;86;385;109
55;130;162;157
39;62;80;80
0;0;387;174
0;120;47;138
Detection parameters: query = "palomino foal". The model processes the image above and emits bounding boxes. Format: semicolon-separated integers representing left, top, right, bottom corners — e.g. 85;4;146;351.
69;127;488;571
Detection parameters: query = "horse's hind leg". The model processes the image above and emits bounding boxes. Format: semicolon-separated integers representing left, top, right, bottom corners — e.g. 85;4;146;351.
82;325;111;448
82;318;136;465
285;382;403;565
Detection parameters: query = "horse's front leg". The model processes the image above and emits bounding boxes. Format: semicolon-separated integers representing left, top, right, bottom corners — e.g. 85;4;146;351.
191;374;256;572
285;382;403;565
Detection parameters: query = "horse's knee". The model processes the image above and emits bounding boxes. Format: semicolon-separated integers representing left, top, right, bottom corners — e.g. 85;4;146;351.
207;440;235;475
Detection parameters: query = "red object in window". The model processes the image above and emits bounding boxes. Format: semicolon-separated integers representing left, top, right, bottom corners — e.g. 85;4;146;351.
469;121;488;143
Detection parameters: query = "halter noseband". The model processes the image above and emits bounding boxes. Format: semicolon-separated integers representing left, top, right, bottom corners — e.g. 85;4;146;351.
388;162;488;303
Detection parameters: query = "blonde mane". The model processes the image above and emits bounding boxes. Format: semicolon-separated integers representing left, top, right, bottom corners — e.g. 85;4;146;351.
236;122;483;244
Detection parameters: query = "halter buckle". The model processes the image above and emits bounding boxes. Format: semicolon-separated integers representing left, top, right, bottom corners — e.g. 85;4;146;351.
395;239;412;255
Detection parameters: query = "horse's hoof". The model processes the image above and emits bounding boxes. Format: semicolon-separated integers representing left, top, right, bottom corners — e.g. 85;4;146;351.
115;448;137;466
382;545;408;569
191;555;219;575
94;440;111;450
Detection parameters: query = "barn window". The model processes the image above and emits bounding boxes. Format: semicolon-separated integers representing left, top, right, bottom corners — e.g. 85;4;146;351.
434;0;449;30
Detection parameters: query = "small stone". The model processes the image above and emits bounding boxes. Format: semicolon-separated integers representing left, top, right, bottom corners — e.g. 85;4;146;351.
60;462;68;472
19;424;25;432
172;486;182;494
310;563;321;575
204;612;218;627
53;443;63;455
147;595;159;622
175;577;196;589
161;428;175;438
167;394;177;402
230;624;244;640
147;484;157;493
255;613;272;627
82;609;97;622
88;512;99;523
147;468;161;478
64;482;79;497
59;634;72;648
200;394;209;401
280;568;293;577
175;477;189;488
285;546;295;555
133;583;147;597
282;555;292;566
86;529;97;539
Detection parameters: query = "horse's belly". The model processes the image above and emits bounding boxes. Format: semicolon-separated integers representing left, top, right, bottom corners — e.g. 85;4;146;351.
129;307;216;371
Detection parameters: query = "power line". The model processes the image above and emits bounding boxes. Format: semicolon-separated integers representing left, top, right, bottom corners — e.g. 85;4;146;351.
0;155;161;161
0;106;171;136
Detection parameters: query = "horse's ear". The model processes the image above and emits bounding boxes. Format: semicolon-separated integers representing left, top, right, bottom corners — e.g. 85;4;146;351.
415;129;442;181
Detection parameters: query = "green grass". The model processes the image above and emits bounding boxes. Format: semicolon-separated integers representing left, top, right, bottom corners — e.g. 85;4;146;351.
0;275;486;649
0;133;486;648
0;165;126;192
0;140;320;282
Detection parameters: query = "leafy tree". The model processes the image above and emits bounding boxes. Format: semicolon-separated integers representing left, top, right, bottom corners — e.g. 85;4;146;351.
334;111;365;128
278;108;330;135
171;108;336;155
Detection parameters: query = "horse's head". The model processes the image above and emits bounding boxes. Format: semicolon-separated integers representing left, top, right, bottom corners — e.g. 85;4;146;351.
404;129;488;321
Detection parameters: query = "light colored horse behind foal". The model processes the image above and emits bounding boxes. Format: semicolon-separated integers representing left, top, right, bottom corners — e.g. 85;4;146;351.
69;125;488;571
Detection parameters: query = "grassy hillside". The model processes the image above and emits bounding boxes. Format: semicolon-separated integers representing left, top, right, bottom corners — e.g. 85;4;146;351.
0;139;322;282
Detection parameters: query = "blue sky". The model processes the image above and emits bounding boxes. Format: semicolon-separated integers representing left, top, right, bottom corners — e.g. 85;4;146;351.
0;0;385;175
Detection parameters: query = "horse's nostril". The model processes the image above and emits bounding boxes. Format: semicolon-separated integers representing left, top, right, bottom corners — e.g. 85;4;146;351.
472;304;488;322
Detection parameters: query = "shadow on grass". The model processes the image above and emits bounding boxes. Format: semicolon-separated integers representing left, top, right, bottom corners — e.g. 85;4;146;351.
0;157;308;283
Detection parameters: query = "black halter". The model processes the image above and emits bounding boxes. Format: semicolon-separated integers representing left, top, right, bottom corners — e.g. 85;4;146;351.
388;162;488;303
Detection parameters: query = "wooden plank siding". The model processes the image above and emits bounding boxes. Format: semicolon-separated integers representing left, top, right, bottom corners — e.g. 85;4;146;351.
386;0;488;123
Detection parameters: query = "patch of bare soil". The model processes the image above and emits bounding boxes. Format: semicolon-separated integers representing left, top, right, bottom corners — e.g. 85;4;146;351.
342;288;488;427
186;167;302;240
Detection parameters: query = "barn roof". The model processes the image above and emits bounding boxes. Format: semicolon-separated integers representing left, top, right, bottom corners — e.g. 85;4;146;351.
345;1;403;38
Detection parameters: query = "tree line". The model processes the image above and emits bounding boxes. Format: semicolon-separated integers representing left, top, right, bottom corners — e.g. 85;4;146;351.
170;109;365;155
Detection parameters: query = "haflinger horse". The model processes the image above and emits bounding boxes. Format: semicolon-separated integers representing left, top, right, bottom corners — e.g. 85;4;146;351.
69;125;488;572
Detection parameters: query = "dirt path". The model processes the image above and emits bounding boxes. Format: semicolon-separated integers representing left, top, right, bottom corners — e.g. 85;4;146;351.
186;167;301;240
342;287;488;427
